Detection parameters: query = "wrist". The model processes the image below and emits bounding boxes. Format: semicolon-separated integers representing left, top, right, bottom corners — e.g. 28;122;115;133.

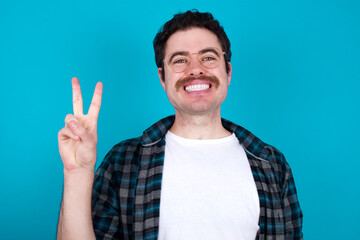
63;167;95;192
64;165;95;176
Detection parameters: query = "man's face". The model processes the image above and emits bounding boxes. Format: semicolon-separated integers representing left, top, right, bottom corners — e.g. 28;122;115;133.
158;27;232;116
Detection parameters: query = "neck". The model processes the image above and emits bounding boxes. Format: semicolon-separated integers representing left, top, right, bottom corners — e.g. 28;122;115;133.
169;111;231;139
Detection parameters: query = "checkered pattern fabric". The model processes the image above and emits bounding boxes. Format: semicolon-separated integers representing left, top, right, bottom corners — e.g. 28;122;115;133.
92;115;303;240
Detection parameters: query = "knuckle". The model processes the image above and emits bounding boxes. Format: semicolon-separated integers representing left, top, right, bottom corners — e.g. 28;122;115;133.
65;114;77;124
65;114;73;122
70;122;85;136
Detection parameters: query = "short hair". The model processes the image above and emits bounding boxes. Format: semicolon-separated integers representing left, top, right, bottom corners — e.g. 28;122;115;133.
153;10;231;79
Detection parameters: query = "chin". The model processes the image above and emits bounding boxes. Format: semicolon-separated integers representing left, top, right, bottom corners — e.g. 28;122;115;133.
186;102;218;114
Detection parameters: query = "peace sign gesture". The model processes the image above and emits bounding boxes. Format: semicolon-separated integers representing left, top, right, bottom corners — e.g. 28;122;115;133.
58;77;103;172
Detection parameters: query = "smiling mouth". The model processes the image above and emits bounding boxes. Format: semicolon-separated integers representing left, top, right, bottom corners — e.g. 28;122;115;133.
184;83;211;92
176;76;219;92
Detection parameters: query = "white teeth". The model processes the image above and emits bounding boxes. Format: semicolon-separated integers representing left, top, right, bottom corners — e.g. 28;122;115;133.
185;84;210;92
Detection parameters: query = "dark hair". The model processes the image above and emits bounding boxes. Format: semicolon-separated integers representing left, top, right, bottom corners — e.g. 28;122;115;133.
153;10;231;79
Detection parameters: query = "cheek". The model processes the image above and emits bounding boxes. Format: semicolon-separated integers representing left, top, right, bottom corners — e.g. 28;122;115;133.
165;73;182;87
215;70;230;85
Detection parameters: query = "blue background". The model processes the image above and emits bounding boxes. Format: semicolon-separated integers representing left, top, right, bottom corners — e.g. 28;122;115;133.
1;0;359;239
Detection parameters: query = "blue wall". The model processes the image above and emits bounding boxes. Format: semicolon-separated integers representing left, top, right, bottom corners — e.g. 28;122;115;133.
0;0;359;239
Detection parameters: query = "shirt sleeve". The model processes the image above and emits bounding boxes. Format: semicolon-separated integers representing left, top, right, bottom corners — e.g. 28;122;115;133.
92;153;122;240
281;160;303;240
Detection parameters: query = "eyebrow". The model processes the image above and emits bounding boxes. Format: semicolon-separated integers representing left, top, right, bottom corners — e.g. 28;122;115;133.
167;48;220;63
199;48;220;57
168;51;189;63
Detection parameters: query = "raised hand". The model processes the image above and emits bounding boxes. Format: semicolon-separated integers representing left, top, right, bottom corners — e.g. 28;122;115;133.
58;77;103;172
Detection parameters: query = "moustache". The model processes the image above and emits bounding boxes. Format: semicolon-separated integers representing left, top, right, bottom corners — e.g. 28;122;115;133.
175;75;220;91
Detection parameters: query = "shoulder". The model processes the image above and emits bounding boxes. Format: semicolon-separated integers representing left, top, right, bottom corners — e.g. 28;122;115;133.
107;137;142;157
94;137;143;186
262;144;293;187
99;136;143;168
222;118;292;182
263;144;291;173
95;115;174;175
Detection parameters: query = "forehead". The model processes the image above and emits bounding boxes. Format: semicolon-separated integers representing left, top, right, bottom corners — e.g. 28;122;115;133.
164;27;222;57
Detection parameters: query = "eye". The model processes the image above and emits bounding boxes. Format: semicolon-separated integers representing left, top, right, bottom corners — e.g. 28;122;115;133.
172;57;188;65
203;56;216;62
201;52;219;63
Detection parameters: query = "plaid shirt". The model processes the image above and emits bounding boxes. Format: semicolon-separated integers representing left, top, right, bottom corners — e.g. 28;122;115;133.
92;115;303;240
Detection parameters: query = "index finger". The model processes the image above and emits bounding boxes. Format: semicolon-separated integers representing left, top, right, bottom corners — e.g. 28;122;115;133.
87;82;103;119
72;77;84;116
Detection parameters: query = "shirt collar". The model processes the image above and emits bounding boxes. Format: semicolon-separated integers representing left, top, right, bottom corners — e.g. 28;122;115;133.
140;115;271;161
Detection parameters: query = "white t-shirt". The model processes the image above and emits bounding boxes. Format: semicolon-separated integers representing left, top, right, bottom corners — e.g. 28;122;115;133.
158;131;260;240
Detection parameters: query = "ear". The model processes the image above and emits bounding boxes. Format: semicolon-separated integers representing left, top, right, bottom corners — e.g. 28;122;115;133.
227;62;232;86
158;67;166;90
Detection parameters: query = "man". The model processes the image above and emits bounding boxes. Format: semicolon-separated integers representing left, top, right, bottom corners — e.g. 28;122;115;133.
57;10;303;240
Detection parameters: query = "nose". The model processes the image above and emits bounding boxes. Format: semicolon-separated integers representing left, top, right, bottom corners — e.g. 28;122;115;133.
187;54;204;76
